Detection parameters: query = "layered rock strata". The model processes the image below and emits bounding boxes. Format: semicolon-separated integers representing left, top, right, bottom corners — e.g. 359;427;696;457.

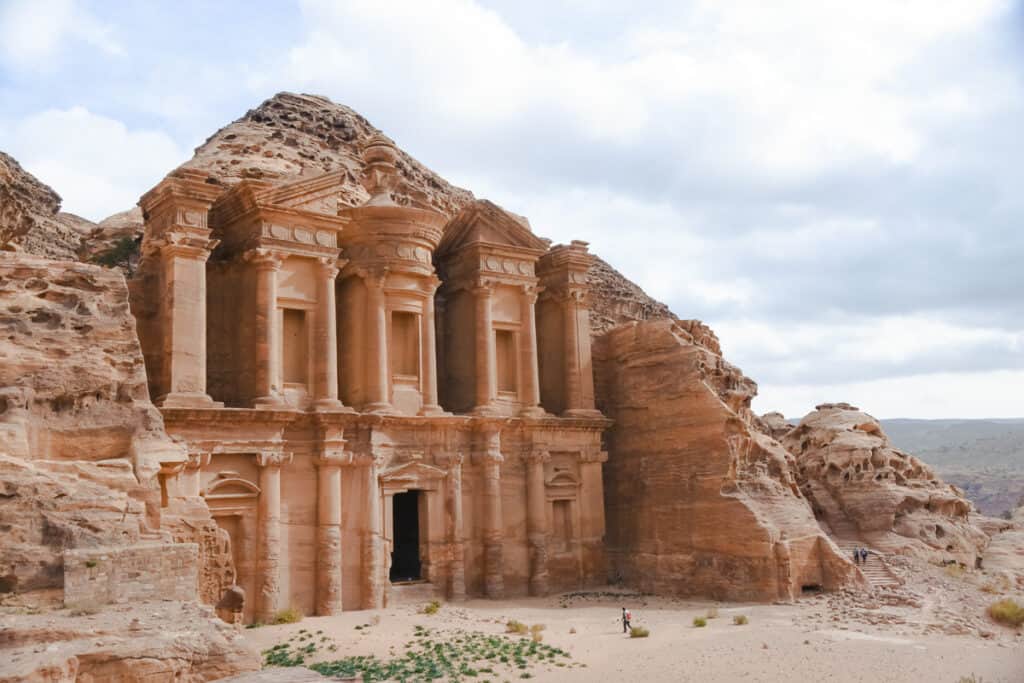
595;320;859;600
783;404;990;566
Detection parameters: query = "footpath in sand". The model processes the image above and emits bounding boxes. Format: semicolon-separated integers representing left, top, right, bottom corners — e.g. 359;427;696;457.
243;578;1023;683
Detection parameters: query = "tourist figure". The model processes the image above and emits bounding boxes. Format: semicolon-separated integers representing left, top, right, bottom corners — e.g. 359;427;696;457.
622;607;632;633
852;547;860;564
860;547;869;564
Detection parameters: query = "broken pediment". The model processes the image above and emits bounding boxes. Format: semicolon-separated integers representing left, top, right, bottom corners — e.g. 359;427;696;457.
437;199;549;258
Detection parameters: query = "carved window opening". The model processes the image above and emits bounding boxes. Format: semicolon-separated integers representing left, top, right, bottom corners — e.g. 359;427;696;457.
552;499;573;551
391;311;420;379
282;309;308;384
495;329;517;394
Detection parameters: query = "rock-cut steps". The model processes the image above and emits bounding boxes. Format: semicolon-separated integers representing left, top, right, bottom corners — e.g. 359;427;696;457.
834;540;901;589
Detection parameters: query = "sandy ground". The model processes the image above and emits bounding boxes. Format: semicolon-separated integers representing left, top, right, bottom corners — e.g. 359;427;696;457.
243;589;1024;683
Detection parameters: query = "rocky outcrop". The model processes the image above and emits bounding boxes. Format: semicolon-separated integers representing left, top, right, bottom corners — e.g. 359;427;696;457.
586;256;674;336
595;319;860;601
0;600;259;682
783;404;990;566
0;152;92;261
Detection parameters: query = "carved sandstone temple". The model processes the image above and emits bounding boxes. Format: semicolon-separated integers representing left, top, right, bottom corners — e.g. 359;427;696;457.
129;136;608;622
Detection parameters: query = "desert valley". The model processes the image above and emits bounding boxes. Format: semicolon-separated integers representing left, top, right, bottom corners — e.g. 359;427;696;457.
1;92;1021;683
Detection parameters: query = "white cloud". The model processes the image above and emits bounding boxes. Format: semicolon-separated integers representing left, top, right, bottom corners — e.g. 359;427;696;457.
758;369;1024;420
0;107;185;219
0;0;122;70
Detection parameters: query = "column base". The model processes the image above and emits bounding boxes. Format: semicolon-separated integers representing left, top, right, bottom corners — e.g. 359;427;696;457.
562;408;604;419
364;401;398;415
156;392;224;409
418;404;449;416
471;403;502;417
519;406;548;418
253;394;289;409
313;398;355;413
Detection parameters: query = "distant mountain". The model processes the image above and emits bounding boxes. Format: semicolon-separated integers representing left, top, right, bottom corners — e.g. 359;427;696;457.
881;418;1024;516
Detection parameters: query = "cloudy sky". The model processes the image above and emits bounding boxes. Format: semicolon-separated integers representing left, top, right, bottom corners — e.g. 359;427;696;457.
1;0;1021;419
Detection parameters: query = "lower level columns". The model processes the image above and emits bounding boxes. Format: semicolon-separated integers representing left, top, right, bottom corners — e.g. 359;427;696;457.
445;453;466;601
256;451;291;623
361;456;384;609
478;430;505;598
525;448;550;596
315;446;349;616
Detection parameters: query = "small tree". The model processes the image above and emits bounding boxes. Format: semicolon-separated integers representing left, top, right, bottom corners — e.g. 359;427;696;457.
92;236;140;276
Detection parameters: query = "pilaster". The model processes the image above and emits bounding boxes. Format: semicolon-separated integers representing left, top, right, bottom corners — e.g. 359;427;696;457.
256;450;292;623
475;428;505;598
524;448;550;596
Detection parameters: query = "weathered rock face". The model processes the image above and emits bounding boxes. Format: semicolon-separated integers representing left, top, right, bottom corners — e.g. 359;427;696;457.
595;320;859;601
783;404;990;566
586;256;674;336
0;600;260;682
0;152;92;261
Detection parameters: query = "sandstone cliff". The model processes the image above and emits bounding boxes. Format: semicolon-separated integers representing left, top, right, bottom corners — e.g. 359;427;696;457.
0;152;92;261
0;254;256;679
594;320;860;601
782;404;991;566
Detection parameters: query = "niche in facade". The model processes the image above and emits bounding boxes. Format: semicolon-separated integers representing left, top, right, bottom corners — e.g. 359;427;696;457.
282;309;308;385
495;328;517;394
391;311;420;379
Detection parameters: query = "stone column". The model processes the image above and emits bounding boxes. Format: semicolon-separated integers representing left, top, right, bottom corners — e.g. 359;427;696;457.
250;250;285;408
361;457;384;609
180;451;211;497
256;451;291;623
519;285;543;417
314;258;343;410
525;448;550;596
562;289;599;416
364;270;392;413
479;429;504;598
446;453;466;600
316;436;349;615
472;283;496;414
420;277;443;415
157;240;221;407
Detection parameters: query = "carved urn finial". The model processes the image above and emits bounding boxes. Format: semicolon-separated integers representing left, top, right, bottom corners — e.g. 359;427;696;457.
360;134;400;205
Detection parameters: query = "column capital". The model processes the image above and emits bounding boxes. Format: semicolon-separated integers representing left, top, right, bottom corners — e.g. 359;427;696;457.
317;450;355;468
472;279;496;296
579;448;608;464
435;450;465;468
519;283;543;303
316;256;342;280
422;274;442;295
256;451;293;468
160;238;218;262
185;451;212;471
523;448;550;465
355;266;389;289
245;248;284;271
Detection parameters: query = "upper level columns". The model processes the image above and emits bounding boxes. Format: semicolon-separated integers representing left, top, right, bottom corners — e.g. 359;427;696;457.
519;285;543;417
249;250;285;408
562;289;597;415
472;283;497;415
363;270;392;413
313;258;344;410
420;277;443;415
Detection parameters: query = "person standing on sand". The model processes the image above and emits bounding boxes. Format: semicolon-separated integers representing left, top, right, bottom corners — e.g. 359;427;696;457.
622;607;632;633
852;548;860;565
860;547;869;564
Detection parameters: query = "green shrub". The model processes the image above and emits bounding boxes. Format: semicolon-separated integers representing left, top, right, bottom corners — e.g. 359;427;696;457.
422;600;441;615
629;626;650;638
530;624;545;642
692;617;707;628
273;607;303;624
706;606;719;619
987;598;1024;628
733;614;749;625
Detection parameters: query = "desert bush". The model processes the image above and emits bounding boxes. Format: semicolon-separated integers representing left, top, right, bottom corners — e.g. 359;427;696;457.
530;623;545;642
506;619;529;635
422;600;441;615
945;564;966;579
629;626;650;638
273;607;303;624
733;614;749;625
957;675;984;683
706;606;719;619
692;617;707;628
987;598;1024;628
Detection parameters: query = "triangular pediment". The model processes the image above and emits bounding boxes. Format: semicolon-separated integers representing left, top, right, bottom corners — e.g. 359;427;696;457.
437;199;549;258
379;461;448;483
255;170;348;216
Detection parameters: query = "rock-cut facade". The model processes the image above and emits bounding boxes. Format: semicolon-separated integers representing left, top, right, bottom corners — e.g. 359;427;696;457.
129;136;609;622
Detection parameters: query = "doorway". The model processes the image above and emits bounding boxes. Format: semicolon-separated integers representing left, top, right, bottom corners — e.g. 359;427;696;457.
390;491;422;582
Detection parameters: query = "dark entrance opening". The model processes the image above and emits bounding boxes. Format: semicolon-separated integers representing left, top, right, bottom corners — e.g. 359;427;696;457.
390;491;422;582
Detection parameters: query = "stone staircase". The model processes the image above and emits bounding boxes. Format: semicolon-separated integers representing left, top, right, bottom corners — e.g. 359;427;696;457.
834;540;901;589
388;580;442;605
